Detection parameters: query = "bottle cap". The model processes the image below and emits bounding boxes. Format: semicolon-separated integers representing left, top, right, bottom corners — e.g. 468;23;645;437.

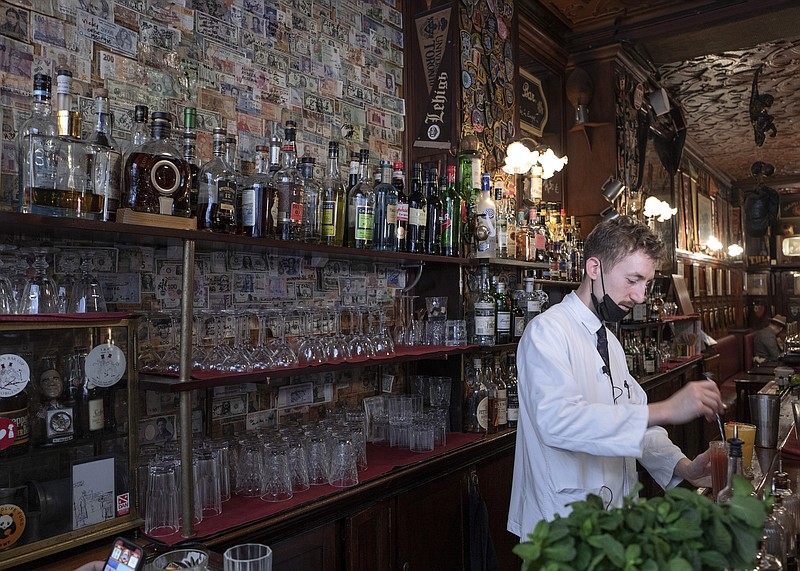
380;160;391;168
93;87;109;98
393;161;404;170
184;107;197;130
32;73;52;97
134;104;149;123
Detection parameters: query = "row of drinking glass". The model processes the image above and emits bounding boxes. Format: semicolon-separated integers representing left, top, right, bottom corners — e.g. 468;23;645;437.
141;419;368;538
0;245;108;314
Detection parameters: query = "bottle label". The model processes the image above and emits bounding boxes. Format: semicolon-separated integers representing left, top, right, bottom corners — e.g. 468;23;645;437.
497;389;507;424
477;396;489;430
88;397;105;431
85;344;125;388
355;207;374;241
514;316;526;337
0;504;25;550
46;406;75;442
625;355;635;371
644;358;655;374
321;201;335;236
151;159;183;196
290;201;304;222
497;312;511;332
0;408;29;450
242;188;256;226
527;300;541;313
0;355;30;398
408;207;426;227
507;405;519;422
385;203;397;224
534;233;546;250
396;202;409;222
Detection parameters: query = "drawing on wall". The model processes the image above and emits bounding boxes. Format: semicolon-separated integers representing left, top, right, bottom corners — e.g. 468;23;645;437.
72;457;115;529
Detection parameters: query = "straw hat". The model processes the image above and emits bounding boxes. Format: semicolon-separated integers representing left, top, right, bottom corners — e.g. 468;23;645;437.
770;314;788;329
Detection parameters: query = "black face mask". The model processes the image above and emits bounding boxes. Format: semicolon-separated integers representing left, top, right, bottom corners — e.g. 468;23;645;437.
591;261;630;323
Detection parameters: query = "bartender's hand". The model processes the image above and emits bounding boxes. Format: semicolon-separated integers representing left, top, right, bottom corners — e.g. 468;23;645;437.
74;562;104;571
674;449;712;488
648;380;724;426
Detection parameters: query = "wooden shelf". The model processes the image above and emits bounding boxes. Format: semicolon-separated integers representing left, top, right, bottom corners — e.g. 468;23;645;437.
468;258;549;269
139;345;485;392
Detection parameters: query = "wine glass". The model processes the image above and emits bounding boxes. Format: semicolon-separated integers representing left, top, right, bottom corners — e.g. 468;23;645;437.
202;311;230;373
323;306;351;362
0;246;19;314
68;250;108;313
20;246;60;314
348;308;375;358
296;308;325;365
137;313;163;374
156;310;182;374
220;311;254;373
8;252;31;314
251;310;275;371
268;310;298;368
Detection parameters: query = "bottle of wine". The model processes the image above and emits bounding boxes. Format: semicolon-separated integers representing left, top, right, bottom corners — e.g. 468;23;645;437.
441;165;461;257
506;352;519;429
493;355;507;430
464;357;488;434
372;159;398;251
406;162;427;253
392;162;408;252
425;168;443;255
346;149;375;248
320;141;346;246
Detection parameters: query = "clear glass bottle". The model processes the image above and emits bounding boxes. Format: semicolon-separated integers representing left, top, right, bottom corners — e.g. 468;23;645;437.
240;145;269;237
17;73;58;213
226;135;244;231
425;168;443;255
87;88;122;222
198;128;237;232
495;279;512;344
274;121;305;241
506;352;519;429
474;173;496;258
406;162;427;253
299;155;321;243
346;148;375;249
473;265;496;346
495;184;508;258
493;355;507;430
464;357;487;434
512;287;525;342
182;107;201;217
442;165;461;257
716;437;743;504
123;112;191;217
262;135;282;238
320;141;346;246
393;162;408;252
372;160;398;251
482;358;498;434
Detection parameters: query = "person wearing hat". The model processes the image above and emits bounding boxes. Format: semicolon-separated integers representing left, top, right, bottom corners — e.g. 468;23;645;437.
753;314;787;364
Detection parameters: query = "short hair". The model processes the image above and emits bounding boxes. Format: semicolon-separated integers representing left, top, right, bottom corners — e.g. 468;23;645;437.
6;8;18;18
583;215;665;270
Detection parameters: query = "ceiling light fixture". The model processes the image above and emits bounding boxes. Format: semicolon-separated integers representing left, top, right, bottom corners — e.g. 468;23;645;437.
643;195;678;222
502;139;568;179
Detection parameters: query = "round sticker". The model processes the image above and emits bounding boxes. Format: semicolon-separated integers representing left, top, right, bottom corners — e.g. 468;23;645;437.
85;343;126;388
0;355;29;398
461;70;472;89
0;504;25;551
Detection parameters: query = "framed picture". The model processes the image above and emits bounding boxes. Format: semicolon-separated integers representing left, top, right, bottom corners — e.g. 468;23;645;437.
519;69;548;137
697;193;713;248
72;457;115;529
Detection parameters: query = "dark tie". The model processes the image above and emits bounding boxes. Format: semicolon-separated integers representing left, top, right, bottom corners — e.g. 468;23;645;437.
596;326;610;373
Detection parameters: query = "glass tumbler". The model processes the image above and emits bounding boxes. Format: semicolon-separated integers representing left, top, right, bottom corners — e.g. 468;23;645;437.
328;437;359;488
144;462;180;538
260;447;293;502
224;543;273;571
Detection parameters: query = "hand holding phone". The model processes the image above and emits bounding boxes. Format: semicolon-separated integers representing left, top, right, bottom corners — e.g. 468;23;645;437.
101;537;144;571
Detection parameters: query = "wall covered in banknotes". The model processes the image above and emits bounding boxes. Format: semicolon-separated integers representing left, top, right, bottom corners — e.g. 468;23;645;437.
0;0;406;203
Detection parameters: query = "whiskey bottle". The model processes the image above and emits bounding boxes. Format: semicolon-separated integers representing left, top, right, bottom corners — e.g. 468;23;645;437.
494;279;512;344
240;145;269;237
346;149;375;249
320;141;346;246
274;121;305;241
493;355;507;430
473;265;496;346
425;168;443;255
372;160;398;251
130;105;151;148
392;162;408;252
88;88;122;222
182;107;201;215
464;357;487;434
123;112;191;216
512;287;525;342
262;136;282;238
198;128;237;232
482;358;498;434
441;165;461;257
33;357;75;447
0;354;30;458
406;162;427;253
299;155;321;243
506;353;519;429
17;73;58;213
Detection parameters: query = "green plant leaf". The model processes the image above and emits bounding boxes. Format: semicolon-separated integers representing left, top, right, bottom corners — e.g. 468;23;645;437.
699;549;729;568
626;510;644;532
664;556;694;571
543;543;576;562
513;541;542;562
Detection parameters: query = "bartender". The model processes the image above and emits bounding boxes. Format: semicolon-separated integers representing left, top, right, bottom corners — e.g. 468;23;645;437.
507;216;724;539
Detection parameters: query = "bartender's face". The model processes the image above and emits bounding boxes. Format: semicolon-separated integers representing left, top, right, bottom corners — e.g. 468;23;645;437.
593;250;655;310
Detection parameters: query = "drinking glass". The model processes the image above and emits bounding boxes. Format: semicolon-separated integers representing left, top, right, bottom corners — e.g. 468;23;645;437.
306;434;329;485
0;246;18;314
156;310;182;374
286;438;310;492
234;439;264;497
137;313;163;374
209;438;232;502
251;310;275;371
296;309;326;365
144;461;180;537
347;308;375;357
221;311;254;373
67;251;107;313
709;440;728;500
328;437;359;487
224;544;273;571
445;320;468;346
267;311;298;368
202;311;231;372
410;417;435;453
20;246;60;314
152;549;209;571
425;296;448;319
260;446;293;502
363;395;388;444
323;307;351;362
8;253;31;314
194;449;223;517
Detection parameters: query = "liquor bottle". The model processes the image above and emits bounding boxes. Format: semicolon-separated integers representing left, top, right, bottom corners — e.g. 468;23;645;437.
482;358;498;434
442;165;461;257
516;211;531;261
262;136;282;238
372;160;398;251
464;357;487;433
570;238;585;282
65;351;85;440
320;141;346;246
474;173;496;258
17;73;58;213
512;287;525;342
529;209;548;264
457;139;482;211
346;149;375;248
506;353;519;429
123;112;191;217
716;437;744;504
33;357;74;446
198;128;237;232
495;185;508;258
274;121;305;241
88;88;122;222
493;355;508;430
226;135;244;230
521;276;541;325
406;162;427;253
643;336;657;375
54;68;73;135
299;155;321;243
473;265;496;346
506;200;517;260
392;162;408;252
86;377;115;436
347;151;361;189
425;168;443;255
240;145;269;237
495;279;512;344
182;107;201;216
0;355;30;458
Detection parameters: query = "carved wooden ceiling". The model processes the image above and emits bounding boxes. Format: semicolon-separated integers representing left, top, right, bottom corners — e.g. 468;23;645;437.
530;0;800;190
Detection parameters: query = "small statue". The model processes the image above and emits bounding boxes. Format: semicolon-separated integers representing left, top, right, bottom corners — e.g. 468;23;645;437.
750;65;777;147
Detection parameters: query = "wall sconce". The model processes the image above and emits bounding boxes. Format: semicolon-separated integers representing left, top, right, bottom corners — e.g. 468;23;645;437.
502;139;568;205
706;236;723;252
600;177;626;203
642;195;677;222
727;243;744;257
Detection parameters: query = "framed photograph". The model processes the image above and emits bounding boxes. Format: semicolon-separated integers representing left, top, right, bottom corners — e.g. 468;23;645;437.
72;457;115;529
697;194;713;249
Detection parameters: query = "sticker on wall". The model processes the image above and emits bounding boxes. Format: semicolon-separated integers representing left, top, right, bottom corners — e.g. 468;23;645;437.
85;343;126;388
0;355;29;398
0;504;25;551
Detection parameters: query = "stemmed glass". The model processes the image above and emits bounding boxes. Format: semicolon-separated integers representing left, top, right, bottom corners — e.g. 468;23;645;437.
370;308;394;356
347;308;375;358
8;253;31;314
137;313;163;374
251;310;274;371
323;306;350;362
267;310;298;368
220;311;254;373
156;310;182;374
191;311;210;372
202;311;231;373
296;309;326;365
68;251;108;313
20;246;60;314
0;246;19;314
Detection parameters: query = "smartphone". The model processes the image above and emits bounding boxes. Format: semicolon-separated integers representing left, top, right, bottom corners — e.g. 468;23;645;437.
102;536;144;571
